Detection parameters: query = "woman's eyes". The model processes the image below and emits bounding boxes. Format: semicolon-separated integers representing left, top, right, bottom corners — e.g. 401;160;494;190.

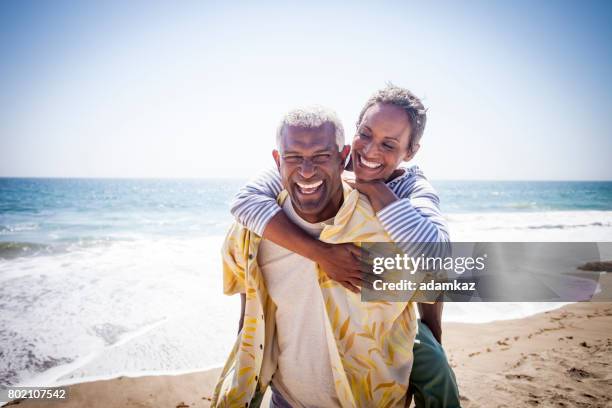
359;132;395;150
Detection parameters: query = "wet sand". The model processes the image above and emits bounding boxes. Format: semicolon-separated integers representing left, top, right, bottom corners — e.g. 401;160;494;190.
5;301;612;408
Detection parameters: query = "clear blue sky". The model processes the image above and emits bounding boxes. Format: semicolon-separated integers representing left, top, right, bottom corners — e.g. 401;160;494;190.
1;0;611;180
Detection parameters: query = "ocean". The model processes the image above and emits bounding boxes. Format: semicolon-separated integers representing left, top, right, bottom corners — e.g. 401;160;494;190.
1;178;611;389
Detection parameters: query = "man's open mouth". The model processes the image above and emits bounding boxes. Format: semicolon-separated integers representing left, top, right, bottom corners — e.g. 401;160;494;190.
358;153;383;169
296;180;323;195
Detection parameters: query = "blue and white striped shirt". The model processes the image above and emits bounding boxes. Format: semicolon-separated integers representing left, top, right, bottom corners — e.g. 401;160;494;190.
230;165;450;257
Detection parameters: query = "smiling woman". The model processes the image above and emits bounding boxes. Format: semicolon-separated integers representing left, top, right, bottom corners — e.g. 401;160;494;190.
351;86;426;183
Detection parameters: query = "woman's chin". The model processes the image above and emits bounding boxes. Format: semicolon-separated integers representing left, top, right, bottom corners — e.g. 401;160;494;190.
353;170;387;182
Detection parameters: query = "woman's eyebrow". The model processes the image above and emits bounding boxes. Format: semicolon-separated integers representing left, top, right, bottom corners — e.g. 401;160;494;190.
383;135;401;142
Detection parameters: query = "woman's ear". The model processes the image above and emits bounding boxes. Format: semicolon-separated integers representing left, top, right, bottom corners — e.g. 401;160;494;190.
404;143;420;161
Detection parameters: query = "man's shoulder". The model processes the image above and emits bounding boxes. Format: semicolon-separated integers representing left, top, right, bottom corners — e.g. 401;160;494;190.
223;221;261;254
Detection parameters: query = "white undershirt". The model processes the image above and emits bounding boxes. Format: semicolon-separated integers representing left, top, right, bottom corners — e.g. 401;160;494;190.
258;198;340;408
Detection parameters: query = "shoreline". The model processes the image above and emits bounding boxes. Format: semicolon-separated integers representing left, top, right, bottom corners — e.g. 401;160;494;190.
4;301;611;408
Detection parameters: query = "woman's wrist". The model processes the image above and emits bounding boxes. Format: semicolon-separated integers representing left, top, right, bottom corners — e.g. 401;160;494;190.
362;182;399;213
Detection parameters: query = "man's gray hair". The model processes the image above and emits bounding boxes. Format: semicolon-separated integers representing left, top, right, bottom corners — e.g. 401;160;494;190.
276;105;345;151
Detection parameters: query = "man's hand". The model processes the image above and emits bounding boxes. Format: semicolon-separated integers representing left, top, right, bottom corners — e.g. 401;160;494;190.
313;242;374;293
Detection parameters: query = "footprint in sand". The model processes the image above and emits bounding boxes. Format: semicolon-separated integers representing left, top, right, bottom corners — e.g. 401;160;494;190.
505;373;535;381
567;367;595;380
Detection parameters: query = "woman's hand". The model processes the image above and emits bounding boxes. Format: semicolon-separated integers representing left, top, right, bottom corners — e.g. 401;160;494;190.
346;179;399;213
313;242;373;293
262;211;374;294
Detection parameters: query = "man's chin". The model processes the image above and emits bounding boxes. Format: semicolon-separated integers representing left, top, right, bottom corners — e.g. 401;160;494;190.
291;198;324;214
290;194;326;218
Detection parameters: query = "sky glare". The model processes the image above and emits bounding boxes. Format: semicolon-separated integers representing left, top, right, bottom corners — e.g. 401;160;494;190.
1;0;611;180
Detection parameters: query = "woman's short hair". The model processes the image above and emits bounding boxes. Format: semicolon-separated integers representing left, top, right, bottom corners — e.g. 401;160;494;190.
357;84;427;152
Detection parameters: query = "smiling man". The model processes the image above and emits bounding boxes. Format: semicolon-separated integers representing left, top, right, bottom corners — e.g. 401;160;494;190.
213;106;432;408
271;114;349;222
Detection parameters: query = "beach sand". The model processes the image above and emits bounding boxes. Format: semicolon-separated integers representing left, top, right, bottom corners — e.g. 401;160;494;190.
5;300;611;408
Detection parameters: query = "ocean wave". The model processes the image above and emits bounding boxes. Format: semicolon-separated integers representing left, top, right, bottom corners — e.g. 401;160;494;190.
0;242;55;260
0;237;125;261
0;223;40;234
504;202;539;210
526;222;610;230
446;210;612;241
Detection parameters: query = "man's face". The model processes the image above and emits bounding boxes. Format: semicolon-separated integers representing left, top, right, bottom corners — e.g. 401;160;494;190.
273;123;349;222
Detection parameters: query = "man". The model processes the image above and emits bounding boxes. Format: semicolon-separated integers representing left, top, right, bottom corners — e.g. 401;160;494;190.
212;106;458;407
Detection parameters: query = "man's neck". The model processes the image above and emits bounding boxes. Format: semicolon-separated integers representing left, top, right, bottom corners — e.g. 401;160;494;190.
293;186;344;224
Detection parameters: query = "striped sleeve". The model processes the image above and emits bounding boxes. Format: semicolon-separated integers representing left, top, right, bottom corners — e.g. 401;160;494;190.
377;167;450;259
229;167;284;236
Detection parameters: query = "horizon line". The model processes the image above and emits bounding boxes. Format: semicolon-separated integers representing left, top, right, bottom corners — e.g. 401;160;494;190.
1;176;612;183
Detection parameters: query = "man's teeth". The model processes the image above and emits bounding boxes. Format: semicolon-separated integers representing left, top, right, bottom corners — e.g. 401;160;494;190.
360;156;382;169
297;180;323;194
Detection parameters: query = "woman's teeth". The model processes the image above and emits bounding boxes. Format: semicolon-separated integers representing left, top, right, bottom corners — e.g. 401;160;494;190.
360;156;382;169
296;180;323;194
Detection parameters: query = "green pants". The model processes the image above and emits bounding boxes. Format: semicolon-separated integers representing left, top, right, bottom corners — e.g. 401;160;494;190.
409;320;461;408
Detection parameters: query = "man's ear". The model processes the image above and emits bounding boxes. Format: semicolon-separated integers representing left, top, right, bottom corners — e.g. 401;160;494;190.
340;145;351;164
404;143;420;161
272;150;281;170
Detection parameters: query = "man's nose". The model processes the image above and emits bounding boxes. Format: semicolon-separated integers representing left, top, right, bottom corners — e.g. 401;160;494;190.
299;160;316;179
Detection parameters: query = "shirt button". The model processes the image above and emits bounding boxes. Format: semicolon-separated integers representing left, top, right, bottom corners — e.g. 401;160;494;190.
259;344;263;350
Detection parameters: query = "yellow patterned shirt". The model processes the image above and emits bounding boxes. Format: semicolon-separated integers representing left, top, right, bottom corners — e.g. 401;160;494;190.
212;183;421;408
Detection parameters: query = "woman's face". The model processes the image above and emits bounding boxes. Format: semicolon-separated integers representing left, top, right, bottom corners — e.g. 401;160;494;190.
351;102;415;182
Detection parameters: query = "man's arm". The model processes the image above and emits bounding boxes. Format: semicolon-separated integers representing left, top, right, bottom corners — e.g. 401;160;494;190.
418;302;443;344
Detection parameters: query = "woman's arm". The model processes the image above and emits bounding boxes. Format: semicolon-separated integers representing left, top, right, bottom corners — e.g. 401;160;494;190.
230;167;285;236
418;302;443;344
230;167;368;292
351;170;449;338
351;173;450;257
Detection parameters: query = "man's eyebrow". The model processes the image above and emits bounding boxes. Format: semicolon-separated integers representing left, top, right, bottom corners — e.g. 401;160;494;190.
314;146;335;154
